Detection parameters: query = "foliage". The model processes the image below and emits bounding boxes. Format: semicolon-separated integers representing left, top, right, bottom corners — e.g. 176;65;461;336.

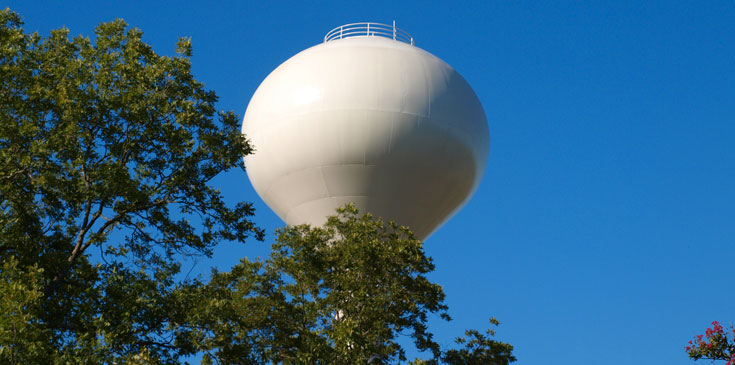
686;321;735;365
192;205;515;364
0;8;515;364
0;257;52;364
440;318;516;365
0;8;262;363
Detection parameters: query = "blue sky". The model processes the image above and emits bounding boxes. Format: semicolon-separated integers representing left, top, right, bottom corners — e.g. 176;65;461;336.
7;1;735;364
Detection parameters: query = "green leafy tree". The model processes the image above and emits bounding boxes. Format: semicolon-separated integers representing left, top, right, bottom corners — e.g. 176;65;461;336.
0;8;514;364
439;318;516;365
0;257;53;364
192;205;515;364
686;321;735;365
0;8;262;363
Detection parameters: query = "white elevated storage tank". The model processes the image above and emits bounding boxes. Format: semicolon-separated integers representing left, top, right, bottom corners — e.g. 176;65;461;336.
243;23;489;240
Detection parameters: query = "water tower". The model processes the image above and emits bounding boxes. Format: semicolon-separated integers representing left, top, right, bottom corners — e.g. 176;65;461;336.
242;22;489;240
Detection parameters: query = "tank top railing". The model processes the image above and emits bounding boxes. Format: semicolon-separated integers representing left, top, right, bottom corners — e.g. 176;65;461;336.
324;22;414;46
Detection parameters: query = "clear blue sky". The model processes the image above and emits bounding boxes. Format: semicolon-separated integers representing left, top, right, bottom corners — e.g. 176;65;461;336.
8;1;735;364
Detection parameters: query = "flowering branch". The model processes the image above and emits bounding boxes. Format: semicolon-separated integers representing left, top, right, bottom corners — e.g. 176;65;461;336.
686;321;735;365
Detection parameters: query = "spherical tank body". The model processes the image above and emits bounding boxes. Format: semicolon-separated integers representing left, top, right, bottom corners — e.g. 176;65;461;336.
242;28;489;240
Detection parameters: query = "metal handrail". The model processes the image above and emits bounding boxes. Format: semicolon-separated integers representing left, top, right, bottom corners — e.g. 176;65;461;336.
324;21;414;46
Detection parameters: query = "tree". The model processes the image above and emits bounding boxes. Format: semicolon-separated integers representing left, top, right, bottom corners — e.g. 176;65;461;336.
0;257;53;364
0;8;515;364
686;321;735;365
191;205;515;364
439;318;516;365
0;8;262;363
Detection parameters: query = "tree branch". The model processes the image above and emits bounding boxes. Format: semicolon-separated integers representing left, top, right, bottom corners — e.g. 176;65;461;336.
46;198;173;296
45;200;101;296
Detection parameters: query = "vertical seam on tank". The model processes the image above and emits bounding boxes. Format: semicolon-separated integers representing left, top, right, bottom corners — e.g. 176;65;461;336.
361;110;367;166
423;54;432;118
318;166;332;198
388;118;393;154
